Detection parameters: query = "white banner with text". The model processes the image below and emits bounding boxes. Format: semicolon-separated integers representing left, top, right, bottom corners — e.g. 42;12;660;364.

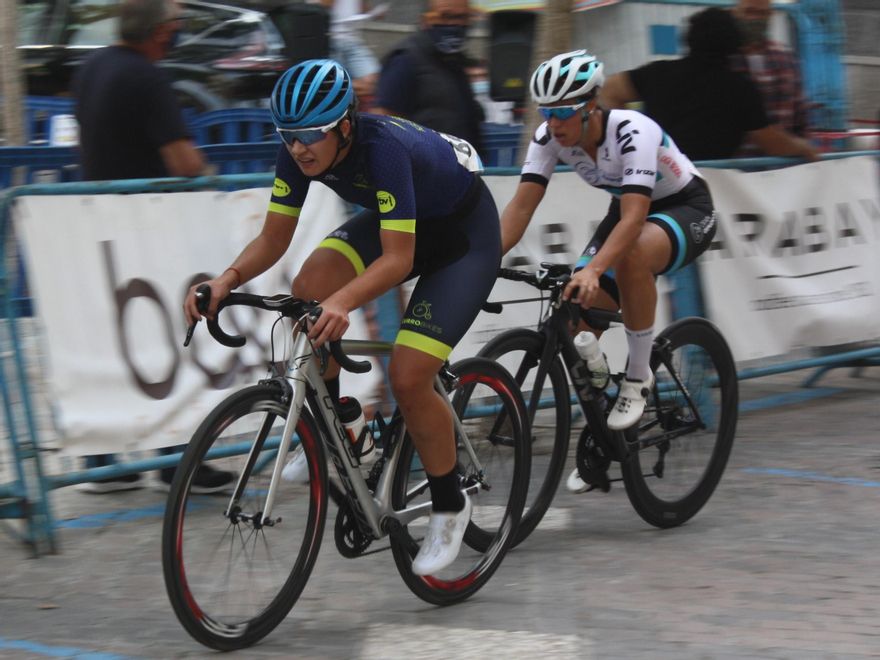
14;156;879;454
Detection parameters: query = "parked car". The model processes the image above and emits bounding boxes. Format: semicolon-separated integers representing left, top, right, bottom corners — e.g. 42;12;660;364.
18;0;330;112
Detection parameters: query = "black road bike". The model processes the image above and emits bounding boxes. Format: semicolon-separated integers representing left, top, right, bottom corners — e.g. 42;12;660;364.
479;264;738;544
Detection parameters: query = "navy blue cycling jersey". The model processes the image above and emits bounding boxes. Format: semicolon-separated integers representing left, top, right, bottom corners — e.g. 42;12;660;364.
269;113;477;233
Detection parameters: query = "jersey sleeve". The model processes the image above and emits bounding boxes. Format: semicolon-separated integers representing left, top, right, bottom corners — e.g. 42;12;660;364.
627;61;663;104
375;51;417;116
141;69;189;148
368;136;417;234
613;113;662;197
519;122;559;186
269;146;309;218
735;74;770;132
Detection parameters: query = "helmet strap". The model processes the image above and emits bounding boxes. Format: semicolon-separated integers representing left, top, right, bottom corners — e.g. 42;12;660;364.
314;117;353;178
577;108;591;143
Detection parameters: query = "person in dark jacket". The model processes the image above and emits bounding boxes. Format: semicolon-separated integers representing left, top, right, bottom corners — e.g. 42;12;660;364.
599;7;816;162
374;0;484;155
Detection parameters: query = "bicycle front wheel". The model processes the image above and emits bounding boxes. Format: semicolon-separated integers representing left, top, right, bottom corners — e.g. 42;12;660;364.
162;383;328;651
478;328;571;546
619;317;738;528
389;358;530;605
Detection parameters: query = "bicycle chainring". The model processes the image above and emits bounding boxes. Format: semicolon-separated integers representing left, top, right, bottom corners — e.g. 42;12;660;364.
334;501;373;558
575;426;612;493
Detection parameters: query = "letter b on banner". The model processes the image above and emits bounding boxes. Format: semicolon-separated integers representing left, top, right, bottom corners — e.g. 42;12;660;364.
489;11;537;103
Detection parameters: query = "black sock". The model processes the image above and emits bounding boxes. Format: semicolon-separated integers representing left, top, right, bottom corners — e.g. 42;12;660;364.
325;376;340;403
426;468;465;513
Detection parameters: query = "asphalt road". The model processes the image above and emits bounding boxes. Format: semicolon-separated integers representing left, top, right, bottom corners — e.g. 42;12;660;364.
1;368;878;659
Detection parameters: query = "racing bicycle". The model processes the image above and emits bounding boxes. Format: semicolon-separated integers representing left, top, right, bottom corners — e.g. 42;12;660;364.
479;264;738;544
162;286;530;650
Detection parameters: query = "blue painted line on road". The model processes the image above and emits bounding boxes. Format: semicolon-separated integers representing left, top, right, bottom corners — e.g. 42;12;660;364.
0;637;136;659
55;504;168;529
55;500;211;529
744;467;880;488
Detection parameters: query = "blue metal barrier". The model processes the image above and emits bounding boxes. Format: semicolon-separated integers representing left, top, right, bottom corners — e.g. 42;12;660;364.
8;100;525;178
0;174;273;555
189;110;277;173
2;157;878;555
20;97;75;145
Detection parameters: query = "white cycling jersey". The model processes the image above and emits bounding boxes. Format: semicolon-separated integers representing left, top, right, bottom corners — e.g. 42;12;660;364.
520;109;700;201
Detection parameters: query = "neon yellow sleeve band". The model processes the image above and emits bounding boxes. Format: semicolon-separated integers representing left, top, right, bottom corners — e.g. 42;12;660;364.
380;219;416;234
268;202;300;218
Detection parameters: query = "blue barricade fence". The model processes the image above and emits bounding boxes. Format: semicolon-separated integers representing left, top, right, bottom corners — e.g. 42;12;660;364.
4;98;523;181
1;149;878;555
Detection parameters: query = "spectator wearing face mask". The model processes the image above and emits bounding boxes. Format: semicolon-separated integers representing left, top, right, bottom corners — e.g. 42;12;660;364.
374;0;484;155
731;0;810;152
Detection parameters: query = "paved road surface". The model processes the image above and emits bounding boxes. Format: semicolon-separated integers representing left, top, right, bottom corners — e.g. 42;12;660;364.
1;369;878;659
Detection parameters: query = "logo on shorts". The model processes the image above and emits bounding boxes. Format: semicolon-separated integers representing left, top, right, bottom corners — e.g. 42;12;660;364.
691;212;717;244
413;301;432;320
329;229;350;241
377;190;396;213
273;178;291;197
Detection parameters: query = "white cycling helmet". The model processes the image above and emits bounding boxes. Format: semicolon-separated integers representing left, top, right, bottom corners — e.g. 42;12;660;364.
529;50;605;104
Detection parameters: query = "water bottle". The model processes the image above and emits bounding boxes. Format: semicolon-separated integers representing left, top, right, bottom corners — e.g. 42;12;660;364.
336;396;376;465
574;331;610;389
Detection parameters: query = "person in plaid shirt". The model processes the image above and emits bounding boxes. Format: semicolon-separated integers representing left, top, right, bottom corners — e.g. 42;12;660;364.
732;0;810;154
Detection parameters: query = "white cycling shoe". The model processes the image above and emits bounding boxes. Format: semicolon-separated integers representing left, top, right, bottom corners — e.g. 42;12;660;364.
607;374;654;431
281;445;309;483
412;494;472;576
565;468;590;494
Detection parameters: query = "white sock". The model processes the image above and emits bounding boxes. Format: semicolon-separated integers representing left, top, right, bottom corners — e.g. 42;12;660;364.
624;326;654;382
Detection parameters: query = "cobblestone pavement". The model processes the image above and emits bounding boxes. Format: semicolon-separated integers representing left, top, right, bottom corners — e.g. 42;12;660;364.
1;369;879;659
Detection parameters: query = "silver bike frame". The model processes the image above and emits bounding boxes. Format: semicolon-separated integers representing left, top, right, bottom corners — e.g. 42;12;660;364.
248;329;484;537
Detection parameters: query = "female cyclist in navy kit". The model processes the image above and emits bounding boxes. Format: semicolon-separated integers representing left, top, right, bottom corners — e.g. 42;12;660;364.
184;59;501;576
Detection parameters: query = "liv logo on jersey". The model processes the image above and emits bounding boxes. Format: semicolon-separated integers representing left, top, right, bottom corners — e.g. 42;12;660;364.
377;190;396;213
273;178;291;197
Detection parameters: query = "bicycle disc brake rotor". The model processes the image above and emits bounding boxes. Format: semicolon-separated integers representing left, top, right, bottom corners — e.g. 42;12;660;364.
575;426;612;492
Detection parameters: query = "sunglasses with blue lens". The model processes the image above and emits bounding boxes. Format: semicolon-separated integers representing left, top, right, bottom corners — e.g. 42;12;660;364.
537;102;587;121
276;116;344;147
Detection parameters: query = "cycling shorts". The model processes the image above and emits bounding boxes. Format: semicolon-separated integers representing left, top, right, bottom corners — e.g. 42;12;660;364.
574;177;716;304
317;177;501;361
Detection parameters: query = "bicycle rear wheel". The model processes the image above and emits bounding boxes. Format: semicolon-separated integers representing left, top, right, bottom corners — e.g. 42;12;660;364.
389;358;530;605
619;317;738;528
162;383;328;650
478;328;570;546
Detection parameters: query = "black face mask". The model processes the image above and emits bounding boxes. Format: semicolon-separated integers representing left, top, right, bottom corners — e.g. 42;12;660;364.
427;24;467;54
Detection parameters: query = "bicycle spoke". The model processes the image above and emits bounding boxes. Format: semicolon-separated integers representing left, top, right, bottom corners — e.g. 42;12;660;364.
163;386;327;650
620;319;737;528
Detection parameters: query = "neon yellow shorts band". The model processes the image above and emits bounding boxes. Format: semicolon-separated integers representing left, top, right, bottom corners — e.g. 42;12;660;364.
394;329;452;361
317;237;366;275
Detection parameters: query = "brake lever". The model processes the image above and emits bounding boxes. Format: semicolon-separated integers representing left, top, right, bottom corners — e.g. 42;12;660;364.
183;285;211;347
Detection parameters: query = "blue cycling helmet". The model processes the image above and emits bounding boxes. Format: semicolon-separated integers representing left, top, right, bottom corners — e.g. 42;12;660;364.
270;59;356;129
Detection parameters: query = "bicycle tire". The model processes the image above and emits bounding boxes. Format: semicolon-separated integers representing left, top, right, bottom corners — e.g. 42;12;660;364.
478;328;571;546
619;317;738;528
162;383;328;651
389;357;530;605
